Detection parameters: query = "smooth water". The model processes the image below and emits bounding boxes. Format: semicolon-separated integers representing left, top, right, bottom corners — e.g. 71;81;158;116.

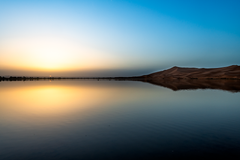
0;80;240;159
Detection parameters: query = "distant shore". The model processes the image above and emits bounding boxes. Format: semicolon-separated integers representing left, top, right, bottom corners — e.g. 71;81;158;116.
1;65;240;81
0;76;143;81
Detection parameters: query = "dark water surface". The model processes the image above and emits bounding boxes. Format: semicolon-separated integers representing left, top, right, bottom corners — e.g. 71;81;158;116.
0;80;240;159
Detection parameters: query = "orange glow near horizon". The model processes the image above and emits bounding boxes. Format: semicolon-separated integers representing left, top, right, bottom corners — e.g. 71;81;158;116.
0;36;122;72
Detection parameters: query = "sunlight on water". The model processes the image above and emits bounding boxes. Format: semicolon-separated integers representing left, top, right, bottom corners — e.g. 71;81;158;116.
0;81;147;125
0;84;105;117
0;80;240;159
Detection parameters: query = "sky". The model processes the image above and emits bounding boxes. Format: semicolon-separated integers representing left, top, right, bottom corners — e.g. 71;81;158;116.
0;0;240;77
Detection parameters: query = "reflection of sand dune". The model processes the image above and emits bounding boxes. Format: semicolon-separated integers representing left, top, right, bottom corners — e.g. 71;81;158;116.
143;65;240;79
145;79;240;92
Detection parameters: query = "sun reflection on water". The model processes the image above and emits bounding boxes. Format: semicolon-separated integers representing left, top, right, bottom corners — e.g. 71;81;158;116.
0;81;152;127
0;82;116;124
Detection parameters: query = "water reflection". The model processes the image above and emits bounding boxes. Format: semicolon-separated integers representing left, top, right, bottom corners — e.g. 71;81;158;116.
1;78;240;93
145;79;240;92
0;81;149;127
0;80;240;159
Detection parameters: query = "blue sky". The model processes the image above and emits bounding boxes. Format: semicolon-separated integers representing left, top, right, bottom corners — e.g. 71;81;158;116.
0;0;240;76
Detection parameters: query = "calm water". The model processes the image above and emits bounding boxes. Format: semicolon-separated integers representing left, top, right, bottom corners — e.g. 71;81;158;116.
0;80;240;159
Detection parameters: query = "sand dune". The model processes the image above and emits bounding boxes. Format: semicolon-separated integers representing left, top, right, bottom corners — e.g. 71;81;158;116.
143;65;240;80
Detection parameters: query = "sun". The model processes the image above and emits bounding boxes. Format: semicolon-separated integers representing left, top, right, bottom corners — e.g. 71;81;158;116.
32;48;70;71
